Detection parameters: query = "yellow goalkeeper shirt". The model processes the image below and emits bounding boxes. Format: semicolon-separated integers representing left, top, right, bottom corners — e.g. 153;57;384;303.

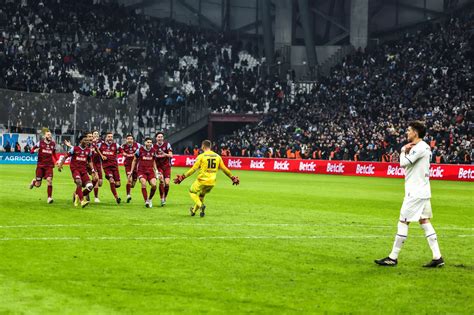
184;150;233;186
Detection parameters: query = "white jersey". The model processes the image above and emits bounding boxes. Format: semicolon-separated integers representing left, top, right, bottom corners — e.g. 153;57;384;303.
399;140;432;199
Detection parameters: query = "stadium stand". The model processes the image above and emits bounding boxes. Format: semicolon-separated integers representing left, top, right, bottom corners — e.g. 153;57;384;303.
217;13;473;164
0;0;472;163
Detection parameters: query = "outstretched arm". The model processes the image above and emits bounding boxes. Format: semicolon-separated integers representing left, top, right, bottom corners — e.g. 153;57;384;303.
30;144;39;154
174;156;201;184
219;158;239;185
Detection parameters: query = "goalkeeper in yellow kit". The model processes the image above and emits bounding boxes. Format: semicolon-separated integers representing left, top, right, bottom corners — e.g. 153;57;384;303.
174;140;240;217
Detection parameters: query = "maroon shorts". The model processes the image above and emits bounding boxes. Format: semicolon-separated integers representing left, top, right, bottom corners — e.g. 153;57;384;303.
138;170;155;182
104;166;121;182
36;166;53;180
157;166;171;179
71;168;91;186
125;164;138;181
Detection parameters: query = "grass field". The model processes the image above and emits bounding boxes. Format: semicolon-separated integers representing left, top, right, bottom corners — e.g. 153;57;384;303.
0;165;473;314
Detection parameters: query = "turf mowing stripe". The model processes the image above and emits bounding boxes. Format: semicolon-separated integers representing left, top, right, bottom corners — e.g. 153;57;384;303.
0;223;472;230
0;235;472;241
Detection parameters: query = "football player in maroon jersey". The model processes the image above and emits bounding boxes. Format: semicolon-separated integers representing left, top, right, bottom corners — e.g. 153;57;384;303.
121;134;140;203
129;137;162;208
154;132;173;206
91;130;105;203
97;132;122;204
29;130;58;204
58;135;98;208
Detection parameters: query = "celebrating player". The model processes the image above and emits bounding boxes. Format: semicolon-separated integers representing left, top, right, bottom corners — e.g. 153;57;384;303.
154;132;173;206
121;134;140;203
97;132;122;204
91;130;104;203
29;130;58;204
375;121;444;268
129;137;161;208
174;140;240;217
58;135;98;208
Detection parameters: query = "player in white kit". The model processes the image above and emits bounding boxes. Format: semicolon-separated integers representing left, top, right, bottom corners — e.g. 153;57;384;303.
375;121;444;267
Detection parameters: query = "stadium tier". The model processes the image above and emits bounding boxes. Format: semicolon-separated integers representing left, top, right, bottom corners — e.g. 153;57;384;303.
0;0;472;164
0;1;473;313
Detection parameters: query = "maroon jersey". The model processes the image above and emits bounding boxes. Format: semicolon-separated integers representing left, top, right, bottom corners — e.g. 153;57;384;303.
32;140;57;167
98;142;120;168
68;145;93;171
91;139;103;165
154;141;172;168
136;146;157;172
121;142;140;167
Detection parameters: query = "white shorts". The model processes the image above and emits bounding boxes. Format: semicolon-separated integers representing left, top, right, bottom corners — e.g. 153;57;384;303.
399;197;432;222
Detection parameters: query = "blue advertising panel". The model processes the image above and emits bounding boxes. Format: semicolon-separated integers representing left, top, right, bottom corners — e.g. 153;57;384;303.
0;153;37;164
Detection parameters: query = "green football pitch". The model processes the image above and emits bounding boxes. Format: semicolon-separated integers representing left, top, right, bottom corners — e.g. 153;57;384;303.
0;165;472;314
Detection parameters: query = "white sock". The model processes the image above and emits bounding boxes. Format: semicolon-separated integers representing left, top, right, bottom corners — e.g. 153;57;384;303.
421;223;442;260
389;222;409;260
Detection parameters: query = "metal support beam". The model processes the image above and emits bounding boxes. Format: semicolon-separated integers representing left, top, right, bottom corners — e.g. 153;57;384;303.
323;0;337;42
396;1;446;16
369;1;385;19
127;0;166;10
340;0;346;27
311;7;348;32
234;20;263;33
324;31;349;45
176;0;220;30
298;0;318;67
221;0;230;32
198;0;202;27
261;0;274;64
170;0;173;19
350;0;368;49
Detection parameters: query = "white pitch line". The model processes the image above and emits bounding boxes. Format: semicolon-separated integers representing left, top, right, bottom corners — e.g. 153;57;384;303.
0;223;472;231
0;235;472;241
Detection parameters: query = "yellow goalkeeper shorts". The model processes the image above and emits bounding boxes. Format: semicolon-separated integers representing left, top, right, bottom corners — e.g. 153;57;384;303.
189;180;214;196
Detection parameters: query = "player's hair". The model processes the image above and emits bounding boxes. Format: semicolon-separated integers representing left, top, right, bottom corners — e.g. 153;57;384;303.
409;121;427;138
155;131;164;138
92;129;99;134
126;134;133;138
85;131;92;136
78;134;87;142
106;132;113;136
144;137;152;142
202;140;212;148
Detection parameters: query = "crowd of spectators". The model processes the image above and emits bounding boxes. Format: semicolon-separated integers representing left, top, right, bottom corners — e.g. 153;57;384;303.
216;15;473;164
0;0;471;163
0;0;265;133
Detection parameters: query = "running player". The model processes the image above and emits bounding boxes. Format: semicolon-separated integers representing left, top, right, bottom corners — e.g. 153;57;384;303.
58;135;98;208
129;137;161;208
375;121;444;267
91;130;104;203
97;132;122;204
29;130;58;204
121;134;140;203
154;132;173;206
174;140;240;217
